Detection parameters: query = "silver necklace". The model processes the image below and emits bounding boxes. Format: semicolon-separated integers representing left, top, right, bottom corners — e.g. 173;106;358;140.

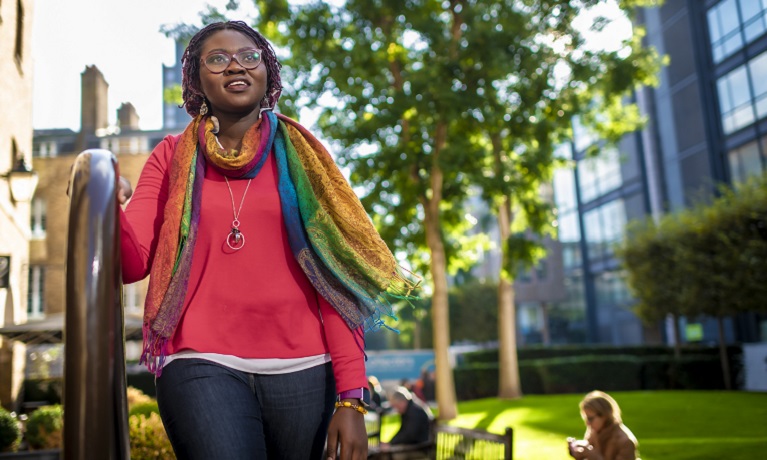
224;177;252;251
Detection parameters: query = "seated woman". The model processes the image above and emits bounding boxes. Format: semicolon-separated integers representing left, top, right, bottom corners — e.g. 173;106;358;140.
568;391;639;460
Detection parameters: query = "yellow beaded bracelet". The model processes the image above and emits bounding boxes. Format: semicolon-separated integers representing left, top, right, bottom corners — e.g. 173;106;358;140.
334;400;368;415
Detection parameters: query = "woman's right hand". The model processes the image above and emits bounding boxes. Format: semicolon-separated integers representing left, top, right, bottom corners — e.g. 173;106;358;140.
568;438;593;459
118;176;133;204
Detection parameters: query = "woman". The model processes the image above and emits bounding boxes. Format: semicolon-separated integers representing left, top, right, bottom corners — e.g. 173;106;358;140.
567;391;639;460
119;20;417;460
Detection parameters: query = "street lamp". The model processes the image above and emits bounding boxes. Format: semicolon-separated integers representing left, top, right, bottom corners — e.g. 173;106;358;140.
3;158;39;203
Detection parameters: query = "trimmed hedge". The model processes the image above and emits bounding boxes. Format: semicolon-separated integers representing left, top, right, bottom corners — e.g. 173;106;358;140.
535;355;642;394
129;401;160;419
454;361;546;400
454;364;499;401
0;409;20;452
460;344;743;364
129;413;175;460
25;405;63;450
454;353;740;400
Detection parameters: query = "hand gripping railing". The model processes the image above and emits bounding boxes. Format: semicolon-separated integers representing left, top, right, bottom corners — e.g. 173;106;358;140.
63;149;130;459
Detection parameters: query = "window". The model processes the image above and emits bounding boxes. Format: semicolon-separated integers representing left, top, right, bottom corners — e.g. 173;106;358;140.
715;49;767;134
577;148;622;203
559;212;582;270
708;0;767;63
100;137;120;154
553;167;582;270
554;142;573;161
583;199;626;262
708;0;743;63
749;53;767;119
583;209;605;260
740;0;767;43
516;267;532;283
729;137;767;183
572;117;596;154
514;260;548;283
34;141;58;158
594;271;631;308
553;168;577;213
123;283;142;314
30;198;46;238
14;0;23;64
536;260;548;281
717;66;754;134
27;266;45;318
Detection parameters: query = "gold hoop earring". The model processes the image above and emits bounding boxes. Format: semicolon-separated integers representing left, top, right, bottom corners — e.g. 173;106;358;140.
200;100;209;116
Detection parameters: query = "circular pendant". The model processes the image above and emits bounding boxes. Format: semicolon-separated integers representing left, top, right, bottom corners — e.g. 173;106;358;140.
226;227;245;250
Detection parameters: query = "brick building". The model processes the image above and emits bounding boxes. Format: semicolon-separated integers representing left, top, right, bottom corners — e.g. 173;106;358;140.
0;0;37;409
31;65;182;328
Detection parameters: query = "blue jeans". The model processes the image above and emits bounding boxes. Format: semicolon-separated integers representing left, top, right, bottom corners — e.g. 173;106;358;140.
156;358;336;460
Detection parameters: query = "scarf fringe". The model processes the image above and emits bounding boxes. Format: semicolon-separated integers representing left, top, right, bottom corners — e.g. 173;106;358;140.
139;323;169;377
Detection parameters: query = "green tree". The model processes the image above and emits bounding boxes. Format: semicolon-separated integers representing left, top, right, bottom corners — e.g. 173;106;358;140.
256;0;496;420
449;280;499;343
619;174;767;389
678;177;767;389
618;216;686;358
185;0;662;415
418;0;664;399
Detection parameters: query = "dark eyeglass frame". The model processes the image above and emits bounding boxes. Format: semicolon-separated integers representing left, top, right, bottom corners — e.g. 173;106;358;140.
202;48;263;74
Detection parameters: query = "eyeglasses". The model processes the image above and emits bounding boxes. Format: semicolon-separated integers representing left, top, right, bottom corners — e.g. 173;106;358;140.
202;49;263;74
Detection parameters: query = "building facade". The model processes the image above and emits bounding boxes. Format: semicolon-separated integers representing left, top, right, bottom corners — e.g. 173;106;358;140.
162;39;191;130
30;66;183;337
548;0;767;347
0;0;36;409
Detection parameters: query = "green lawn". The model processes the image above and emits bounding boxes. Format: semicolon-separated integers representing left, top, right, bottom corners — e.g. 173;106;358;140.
379;391;767;460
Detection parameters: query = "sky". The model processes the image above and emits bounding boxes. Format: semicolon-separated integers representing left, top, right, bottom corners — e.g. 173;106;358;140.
31;0;631;132
31;0;258;131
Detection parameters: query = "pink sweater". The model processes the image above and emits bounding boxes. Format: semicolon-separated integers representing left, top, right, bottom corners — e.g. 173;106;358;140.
120;135;366;393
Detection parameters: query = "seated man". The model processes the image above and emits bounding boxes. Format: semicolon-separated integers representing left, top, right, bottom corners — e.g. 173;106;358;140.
378;386;434;458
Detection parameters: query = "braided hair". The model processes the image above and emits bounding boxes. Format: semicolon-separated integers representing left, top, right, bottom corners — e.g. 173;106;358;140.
180;20;283;116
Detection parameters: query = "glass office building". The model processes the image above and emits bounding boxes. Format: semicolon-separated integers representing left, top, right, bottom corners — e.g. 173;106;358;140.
548;0;767;345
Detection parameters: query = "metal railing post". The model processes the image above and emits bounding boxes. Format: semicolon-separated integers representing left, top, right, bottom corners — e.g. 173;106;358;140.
63;149;130;459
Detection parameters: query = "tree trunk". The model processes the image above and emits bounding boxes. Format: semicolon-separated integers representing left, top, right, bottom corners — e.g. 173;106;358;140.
541;302;551;346
497;197;522;399
421;122;458;420
671;314;681;359
716;316;732;390
426;215;457;419
492;132;522;400
413;314;422;350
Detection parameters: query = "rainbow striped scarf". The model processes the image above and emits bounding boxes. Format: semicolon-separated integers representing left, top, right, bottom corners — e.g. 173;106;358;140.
140;111;419;374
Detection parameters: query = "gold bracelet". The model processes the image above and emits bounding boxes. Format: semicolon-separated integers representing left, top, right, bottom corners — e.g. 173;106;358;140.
334;400;368;415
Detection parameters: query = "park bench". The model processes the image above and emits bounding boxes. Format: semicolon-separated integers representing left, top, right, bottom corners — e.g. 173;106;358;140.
368;420;514;459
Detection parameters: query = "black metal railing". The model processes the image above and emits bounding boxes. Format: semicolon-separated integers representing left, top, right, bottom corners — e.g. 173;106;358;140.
64;149;130;459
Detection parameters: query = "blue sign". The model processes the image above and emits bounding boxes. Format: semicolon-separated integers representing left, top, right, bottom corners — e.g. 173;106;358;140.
366;350;435;383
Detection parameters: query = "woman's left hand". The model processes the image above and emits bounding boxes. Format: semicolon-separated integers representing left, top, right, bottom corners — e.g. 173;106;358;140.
117;176;133;204
325;403;368;460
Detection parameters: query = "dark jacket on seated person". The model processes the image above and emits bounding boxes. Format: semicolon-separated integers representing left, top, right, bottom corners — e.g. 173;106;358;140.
390;398;433;445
